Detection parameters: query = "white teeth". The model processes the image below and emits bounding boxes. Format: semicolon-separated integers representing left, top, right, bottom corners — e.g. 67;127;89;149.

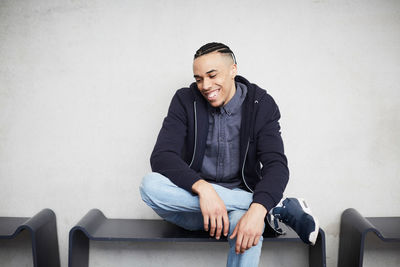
207;90;218;99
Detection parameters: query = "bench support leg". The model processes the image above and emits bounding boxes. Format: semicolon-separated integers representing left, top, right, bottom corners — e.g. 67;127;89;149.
31;219;60;267
338;209;368;267
69;229;89;267
309;229;326;267
24;209;61;267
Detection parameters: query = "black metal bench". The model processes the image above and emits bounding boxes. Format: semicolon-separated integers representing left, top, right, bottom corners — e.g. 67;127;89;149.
69;209;326;267
338;208;400;267
0;209;60;267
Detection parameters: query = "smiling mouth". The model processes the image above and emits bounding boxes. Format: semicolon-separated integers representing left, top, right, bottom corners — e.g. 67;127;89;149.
204;89;220;101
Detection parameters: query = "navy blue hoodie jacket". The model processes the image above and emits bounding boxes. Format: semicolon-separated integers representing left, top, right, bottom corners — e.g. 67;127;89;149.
150;75;289;212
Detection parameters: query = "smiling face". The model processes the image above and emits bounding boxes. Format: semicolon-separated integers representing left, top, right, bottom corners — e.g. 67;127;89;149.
193;51;237;108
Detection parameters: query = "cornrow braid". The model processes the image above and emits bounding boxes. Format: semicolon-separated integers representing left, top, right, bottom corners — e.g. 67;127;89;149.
194;42;237;64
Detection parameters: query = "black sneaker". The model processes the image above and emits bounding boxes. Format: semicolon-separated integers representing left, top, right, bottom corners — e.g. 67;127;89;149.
270;198;319;245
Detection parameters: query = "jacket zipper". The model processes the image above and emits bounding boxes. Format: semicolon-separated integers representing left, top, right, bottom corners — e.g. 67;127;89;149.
242;98;259;192
241;138;253;192
189;101;197;168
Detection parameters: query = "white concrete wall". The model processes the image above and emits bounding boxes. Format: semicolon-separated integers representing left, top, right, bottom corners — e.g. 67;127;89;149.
0;1;399;266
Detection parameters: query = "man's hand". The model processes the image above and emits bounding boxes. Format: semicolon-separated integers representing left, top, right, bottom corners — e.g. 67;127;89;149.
192;180;229;239
230;203;267;254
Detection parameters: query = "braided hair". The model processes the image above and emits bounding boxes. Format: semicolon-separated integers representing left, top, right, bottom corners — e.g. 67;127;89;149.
194;42;237;64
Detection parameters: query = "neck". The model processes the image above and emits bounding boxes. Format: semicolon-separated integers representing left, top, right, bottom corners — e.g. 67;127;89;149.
223;81;236;107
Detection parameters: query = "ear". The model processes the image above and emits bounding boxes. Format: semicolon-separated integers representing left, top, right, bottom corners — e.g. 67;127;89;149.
231;64;238;78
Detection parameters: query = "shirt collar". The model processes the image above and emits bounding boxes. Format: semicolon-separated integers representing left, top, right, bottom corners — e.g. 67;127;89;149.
221;82;247;116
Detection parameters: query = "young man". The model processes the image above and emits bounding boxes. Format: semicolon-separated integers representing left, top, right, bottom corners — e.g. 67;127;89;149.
140;42;318;266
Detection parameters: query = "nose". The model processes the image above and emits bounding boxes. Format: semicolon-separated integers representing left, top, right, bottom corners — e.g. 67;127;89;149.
202;77;212;91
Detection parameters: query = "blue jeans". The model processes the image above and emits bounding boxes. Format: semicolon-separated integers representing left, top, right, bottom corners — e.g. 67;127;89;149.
140;172;264;267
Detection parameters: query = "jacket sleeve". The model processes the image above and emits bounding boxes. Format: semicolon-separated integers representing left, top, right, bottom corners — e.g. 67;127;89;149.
252;94;289;212
150;91;201;193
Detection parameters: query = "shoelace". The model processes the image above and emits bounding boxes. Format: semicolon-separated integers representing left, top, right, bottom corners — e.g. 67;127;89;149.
267;213;285;235
275;205;300;229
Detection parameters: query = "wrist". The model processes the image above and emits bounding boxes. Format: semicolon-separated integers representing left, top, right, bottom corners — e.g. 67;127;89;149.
249;203;268;217
192;179;211;195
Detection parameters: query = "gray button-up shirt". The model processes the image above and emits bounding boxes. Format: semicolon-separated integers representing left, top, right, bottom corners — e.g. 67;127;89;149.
200;82;248;189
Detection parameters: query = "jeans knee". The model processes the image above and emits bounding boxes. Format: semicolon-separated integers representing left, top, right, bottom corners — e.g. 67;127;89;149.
228;210;246;235
140;172;162;205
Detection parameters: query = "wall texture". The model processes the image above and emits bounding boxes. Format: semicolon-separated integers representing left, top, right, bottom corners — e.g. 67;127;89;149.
0;1;399;266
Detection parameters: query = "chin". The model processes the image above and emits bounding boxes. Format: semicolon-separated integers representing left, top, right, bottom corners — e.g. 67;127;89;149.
209;101;224;108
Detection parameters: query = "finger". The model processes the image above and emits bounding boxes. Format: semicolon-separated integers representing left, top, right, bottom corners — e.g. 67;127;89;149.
240;236;249;254
203;215;209;231
223;213;229;236
235;232;243;254
247;236;254;250
215;216;223;240
253;235;261;246
230;224;238;239
209;216;216;237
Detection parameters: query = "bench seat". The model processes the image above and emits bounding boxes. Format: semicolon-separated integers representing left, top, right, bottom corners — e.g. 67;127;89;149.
338;208;400;267
69;209;326;267
0;209;60;267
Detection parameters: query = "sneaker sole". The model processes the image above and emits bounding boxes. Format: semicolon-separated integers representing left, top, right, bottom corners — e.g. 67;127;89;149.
296;198;319;245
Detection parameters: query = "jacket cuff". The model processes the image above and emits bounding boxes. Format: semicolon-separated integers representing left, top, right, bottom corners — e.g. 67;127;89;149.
179;175;202;194
251;192;278;214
